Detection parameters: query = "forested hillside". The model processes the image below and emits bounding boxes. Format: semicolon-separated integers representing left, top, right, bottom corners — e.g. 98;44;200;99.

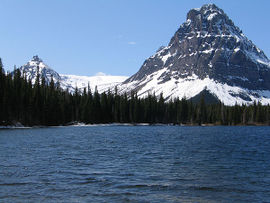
0;59;269;126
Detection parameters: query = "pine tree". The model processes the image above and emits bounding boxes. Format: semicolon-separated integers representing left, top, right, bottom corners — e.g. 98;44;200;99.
0;58;5;124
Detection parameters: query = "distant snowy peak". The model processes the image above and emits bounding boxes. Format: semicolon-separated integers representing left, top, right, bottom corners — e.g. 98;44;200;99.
19;55;61;84
122;4;270;105
17;55;128;93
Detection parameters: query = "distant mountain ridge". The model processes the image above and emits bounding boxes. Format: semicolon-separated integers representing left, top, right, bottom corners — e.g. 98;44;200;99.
17;55;128;93
120;4;270;105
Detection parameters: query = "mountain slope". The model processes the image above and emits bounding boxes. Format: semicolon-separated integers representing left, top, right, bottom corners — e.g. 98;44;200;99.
120;4;270;105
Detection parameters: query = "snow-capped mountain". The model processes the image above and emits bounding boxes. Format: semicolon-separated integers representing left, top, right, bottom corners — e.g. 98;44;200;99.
18;55;61;84
120;4;270;105
17;55;128;93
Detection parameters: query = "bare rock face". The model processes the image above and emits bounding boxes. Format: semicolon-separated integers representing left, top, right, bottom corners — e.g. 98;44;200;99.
124;4;270;94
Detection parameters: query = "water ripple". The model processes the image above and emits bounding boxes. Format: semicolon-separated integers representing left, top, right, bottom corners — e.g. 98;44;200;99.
0;126;270;202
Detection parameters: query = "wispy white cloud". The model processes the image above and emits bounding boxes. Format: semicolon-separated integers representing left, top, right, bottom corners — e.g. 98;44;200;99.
95;72;107;76
128;41;136;45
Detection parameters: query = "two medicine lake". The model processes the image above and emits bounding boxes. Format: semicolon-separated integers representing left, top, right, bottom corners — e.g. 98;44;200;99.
1;125;270;202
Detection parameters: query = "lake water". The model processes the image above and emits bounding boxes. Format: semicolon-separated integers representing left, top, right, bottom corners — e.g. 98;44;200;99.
0;126;270;202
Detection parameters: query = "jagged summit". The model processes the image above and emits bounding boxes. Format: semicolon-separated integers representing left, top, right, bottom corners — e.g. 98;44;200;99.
31;55;43;63
188;4;224;21
185;3;237;35
121;4;270;105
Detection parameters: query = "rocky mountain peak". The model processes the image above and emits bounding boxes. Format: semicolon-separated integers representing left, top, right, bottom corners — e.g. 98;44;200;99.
187;4;226;25
176;3;239;42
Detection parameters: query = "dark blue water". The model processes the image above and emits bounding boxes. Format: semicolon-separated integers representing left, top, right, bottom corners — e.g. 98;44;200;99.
0;126;270;202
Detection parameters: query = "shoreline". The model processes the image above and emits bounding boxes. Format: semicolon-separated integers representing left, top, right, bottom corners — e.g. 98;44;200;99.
1;122;269;129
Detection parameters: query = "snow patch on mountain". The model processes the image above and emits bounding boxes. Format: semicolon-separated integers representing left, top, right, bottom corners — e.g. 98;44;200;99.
120;70;270;106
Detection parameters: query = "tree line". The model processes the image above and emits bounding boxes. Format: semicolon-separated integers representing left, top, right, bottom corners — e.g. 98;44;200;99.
0;59;270;126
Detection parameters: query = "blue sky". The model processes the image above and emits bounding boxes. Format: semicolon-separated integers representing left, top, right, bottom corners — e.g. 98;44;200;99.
1;0;270;76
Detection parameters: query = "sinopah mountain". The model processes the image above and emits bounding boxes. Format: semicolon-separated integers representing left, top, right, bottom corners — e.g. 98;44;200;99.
120;4;270;105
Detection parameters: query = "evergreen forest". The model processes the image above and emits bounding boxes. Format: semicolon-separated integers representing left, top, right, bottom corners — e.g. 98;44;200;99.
0;59;270;127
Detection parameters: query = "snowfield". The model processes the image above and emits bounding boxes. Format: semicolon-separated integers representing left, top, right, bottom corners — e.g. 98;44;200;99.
60;74;128;93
